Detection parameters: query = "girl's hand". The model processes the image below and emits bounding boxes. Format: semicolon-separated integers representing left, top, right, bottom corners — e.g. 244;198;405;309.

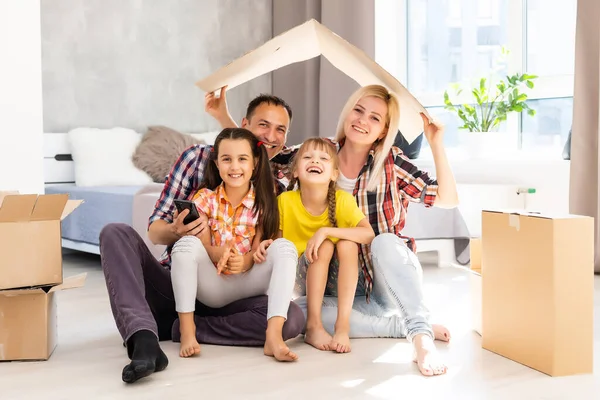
216;242;232;275
226;250;245;274
305;228;328;264
253;239;273;264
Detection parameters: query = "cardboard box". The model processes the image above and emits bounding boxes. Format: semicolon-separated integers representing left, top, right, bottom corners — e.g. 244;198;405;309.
470;237;482;273
0;193;82;290
0;273;86;361
196;19;428;144
481;209;594;377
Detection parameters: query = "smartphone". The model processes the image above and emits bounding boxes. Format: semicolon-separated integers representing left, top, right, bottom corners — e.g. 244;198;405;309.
174;199;200;225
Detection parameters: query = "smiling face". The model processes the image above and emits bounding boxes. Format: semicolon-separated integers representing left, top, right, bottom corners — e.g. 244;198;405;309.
293;141;339;187
241;103;290;159
215;138;255;190
343;95;389;147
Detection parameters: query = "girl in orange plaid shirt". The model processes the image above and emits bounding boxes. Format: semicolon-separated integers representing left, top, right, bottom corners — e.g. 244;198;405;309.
170;128;299;362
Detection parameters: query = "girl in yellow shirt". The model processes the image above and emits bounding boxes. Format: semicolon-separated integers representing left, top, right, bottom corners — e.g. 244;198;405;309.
255;138;374;353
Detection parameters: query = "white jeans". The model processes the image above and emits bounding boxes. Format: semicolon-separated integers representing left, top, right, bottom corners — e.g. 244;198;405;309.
293;233;433;341
170;236;297;321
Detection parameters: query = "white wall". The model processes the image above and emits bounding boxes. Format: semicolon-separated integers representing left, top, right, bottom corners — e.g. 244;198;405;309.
0;0;44;194
414;157;571;236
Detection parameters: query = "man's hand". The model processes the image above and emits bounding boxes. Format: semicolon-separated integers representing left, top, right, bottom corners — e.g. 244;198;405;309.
205;86;233;126
253;239;273;264
171;209;207;239
305;228;329;264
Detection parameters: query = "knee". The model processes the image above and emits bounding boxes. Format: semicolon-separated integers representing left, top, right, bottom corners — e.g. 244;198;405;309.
282;301;306;340
99;223;135;246
171;235;203;255
268;238;298;259
371;233;410;258
336;239;358;254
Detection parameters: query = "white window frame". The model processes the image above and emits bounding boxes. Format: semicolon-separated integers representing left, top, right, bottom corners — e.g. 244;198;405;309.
374;0;575;150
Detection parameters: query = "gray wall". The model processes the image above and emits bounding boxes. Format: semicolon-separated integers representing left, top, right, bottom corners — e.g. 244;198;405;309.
41;0;272;133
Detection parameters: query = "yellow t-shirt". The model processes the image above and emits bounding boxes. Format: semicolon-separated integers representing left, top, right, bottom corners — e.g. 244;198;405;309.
278;189;366;256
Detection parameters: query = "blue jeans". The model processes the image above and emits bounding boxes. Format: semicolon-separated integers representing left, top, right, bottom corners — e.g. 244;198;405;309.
293;233;433;341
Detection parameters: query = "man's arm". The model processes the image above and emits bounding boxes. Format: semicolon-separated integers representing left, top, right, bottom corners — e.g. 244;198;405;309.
147;145;209;246
205;86;238;129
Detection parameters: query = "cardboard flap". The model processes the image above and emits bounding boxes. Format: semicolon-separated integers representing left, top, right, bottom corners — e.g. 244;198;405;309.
195;19;428;143
483;208;587;221
30;194;69;221
0;194;38;222
48;273;87;293
0;190;19;206
61;199;84;221
0;287;45;297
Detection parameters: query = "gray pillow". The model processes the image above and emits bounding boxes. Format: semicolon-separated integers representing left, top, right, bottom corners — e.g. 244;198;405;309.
132;126;205;182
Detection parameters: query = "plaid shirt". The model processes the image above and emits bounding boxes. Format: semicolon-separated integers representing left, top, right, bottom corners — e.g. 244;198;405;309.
192;184;257;255
272;139;439;298
148;144;287;268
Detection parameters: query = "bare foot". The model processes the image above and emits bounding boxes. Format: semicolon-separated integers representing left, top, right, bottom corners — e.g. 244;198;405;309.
412;334;447;376
433;324;451;342
179;332;201;358
304;325;333;351
264;335;298;362
330;330;351;353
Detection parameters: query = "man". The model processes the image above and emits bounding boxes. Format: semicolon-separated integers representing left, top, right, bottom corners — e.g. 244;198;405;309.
99;88;304;384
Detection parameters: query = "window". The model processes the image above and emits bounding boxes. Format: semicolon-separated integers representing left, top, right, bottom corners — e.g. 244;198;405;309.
375;0;577;158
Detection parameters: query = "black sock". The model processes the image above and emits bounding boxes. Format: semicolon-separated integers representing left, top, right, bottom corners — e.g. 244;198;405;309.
122;330;169;384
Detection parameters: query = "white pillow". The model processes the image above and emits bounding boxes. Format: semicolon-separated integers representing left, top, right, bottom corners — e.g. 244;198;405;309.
68;127;153;186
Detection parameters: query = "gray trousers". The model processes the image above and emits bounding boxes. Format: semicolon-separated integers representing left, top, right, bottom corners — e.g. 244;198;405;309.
171;237;298;321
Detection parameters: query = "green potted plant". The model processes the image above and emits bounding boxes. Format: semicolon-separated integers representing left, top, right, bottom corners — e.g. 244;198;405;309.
443;48;538;156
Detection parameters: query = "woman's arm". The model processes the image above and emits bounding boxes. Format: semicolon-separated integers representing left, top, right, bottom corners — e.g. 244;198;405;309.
421;113;459;208
319;218;375;245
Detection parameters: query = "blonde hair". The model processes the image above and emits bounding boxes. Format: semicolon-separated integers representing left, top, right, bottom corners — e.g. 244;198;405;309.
334;85;400;191
287;138;338;227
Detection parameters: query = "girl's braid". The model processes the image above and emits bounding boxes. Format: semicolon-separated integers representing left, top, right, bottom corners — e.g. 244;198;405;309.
327;180;337;227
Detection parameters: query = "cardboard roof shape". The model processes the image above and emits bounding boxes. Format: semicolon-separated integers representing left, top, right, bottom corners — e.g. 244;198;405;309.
196;19;429;144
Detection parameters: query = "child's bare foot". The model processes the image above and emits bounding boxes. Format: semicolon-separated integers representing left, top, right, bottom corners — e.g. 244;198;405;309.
264;333;298;362
330;330;351;353
412;334;447;376
433;324;451;342
179;328;201;358
304;325;333;351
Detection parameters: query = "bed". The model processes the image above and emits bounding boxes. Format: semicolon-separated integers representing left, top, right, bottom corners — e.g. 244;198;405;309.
42;129;217;255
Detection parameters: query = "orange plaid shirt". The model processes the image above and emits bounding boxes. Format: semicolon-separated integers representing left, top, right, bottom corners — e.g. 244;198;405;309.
192;184;258;255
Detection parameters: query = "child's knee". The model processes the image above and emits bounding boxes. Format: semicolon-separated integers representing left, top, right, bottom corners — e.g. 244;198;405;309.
336;239;358;255
319;239;335;255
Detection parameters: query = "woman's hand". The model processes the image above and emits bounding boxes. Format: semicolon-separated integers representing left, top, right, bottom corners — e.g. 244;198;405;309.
253;239;273;264
305;228;329;264
421;112;445;148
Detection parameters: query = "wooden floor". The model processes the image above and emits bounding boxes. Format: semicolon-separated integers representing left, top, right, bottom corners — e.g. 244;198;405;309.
1;251;599;400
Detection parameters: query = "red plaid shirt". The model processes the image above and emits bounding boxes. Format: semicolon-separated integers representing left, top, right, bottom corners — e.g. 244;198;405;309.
273;139;439;298
148;144;287;268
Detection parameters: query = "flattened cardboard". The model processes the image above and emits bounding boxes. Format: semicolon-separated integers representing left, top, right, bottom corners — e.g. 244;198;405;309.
196;19;429;143
481;210;594;377
0;274;86;361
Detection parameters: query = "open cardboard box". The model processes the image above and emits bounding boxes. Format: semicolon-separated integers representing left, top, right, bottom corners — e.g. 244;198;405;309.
0;273;87;361
0;193;83;290
196;19;428;144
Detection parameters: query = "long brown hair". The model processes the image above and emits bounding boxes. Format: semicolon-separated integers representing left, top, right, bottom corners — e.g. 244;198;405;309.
200;128;278;241
287;138;338;227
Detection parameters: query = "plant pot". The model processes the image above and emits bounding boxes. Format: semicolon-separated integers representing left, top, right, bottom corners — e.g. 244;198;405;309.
459;131;515;159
